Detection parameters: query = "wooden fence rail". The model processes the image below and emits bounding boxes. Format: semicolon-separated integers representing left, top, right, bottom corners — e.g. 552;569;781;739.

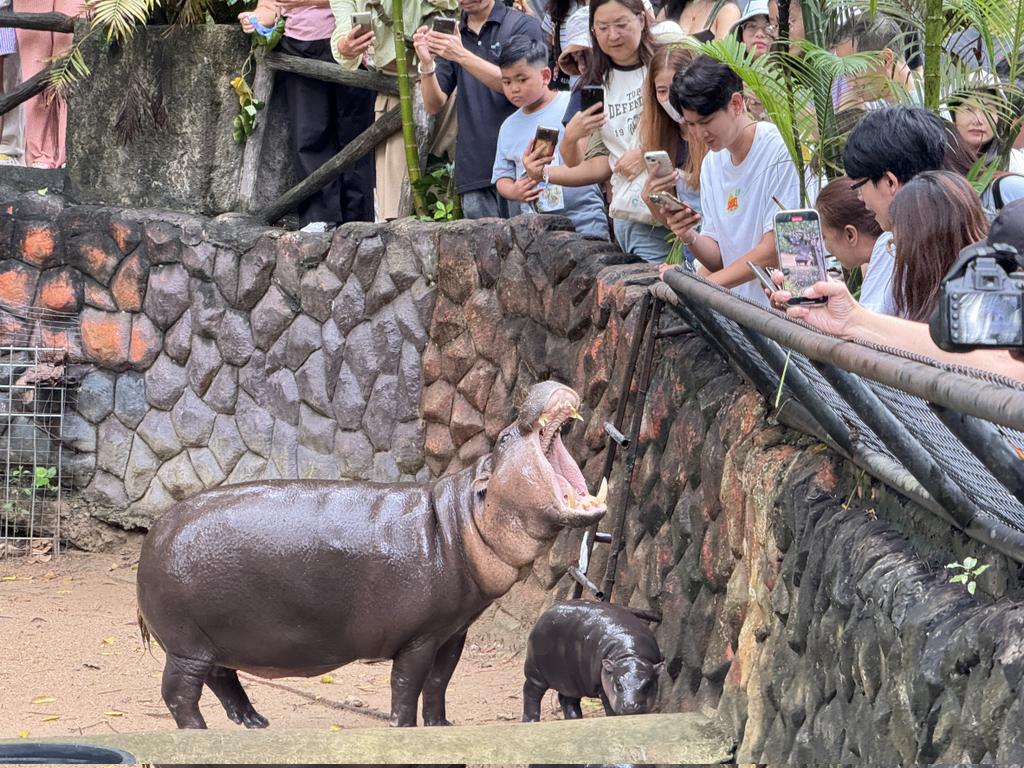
0;11;74;32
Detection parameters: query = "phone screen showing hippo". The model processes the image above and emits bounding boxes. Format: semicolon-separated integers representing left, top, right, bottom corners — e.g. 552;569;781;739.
774;209;828;305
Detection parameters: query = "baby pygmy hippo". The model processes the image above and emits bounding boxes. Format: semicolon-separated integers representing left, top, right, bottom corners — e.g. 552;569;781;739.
522;600;664;721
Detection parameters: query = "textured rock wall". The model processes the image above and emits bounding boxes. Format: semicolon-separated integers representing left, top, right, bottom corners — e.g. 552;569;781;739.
4;191;1024;762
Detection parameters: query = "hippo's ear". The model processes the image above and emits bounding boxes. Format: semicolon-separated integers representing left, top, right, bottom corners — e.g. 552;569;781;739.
654;660;666;675
472;455;493;503
602;658;614;672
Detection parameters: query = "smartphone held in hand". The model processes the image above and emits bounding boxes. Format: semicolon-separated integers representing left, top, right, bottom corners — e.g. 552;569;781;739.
533;126;560;158
747;262;780;295
580;85;604;112
352;11;372;32
643;150;674;178
432;16;457;34
773;209;828;305
648;191;691;213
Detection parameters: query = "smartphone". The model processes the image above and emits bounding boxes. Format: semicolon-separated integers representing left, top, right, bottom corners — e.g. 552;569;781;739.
649;191;690;213
774;209;828;305
748;262;780;295
431;16;457;34
352;11;372;32
643;150;674;178
580;85;604;113
534;126;560;158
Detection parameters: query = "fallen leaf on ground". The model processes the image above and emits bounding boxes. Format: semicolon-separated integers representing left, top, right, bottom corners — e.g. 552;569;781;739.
17;730;28;738
41;715;60;722
319;674;334;684
104;710;123;717
329;724;342;732
101;637;114;645
31;696;56;704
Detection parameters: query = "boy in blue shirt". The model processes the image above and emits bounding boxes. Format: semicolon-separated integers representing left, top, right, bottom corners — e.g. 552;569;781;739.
491;35;609;239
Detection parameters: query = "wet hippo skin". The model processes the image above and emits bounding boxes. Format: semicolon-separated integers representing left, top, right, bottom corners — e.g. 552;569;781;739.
136;382;608;729
522;600;664;721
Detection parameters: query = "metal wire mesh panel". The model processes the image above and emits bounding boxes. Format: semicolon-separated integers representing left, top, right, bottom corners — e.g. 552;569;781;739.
0;303;75;561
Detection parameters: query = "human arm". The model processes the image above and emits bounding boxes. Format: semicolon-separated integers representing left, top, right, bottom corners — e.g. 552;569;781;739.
496;176;542;202
710;1;740;38
771;280;1024;381
662;207;722;272
642;169;682;225
559;104;606;167
706;230;776;290
330;0;375;67
413;25;451;114
522;141;612;186
423;30;505;93
238;0;278;33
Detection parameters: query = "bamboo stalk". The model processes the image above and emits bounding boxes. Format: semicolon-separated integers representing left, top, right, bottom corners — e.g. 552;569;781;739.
392;0;427;217
922;0;943;110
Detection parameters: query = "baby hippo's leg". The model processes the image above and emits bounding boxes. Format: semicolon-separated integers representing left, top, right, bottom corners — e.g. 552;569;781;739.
521;674;547;722
205;666;269;728
558;693;584;719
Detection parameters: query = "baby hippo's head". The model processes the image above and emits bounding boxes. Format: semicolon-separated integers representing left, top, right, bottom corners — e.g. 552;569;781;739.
600;656;664;715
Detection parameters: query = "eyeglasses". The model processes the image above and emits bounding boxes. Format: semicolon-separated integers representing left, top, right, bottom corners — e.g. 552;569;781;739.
592;16;639;36
849;177;871;190
741;21;777;37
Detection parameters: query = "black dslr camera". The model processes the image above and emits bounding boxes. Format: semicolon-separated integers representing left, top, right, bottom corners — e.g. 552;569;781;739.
930;241;1024;351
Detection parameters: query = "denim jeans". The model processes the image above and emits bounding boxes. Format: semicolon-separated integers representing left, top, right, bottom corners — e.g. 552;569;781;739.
460;186;511;220
613;218;672;263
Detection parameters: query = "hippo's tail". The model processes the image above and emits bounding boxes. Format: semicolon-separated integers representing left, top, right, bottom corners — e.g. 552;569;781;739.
137;607;162;653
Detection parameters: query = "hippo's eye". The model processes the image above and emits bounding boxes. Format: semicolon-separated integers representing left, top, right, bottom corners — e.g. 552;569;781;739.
615;681;623;692
499;432;513;446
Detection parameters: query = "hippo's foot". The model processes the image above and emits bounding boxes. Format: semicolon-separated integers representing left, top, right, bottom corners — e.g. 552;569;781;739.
558;694;583;720
423;716;454;726
205;666;269;729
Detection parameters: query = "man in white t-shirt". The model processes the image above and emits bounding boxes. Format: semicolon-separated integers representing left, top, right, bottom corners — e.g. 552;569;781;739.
654;55;801;303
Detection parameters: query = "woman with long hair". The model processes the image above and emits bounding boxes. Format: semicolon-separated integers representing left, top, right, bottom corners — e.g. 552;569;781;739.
656;0;739;40
889;170;989;321
640;44;707;257
947;89;1024;211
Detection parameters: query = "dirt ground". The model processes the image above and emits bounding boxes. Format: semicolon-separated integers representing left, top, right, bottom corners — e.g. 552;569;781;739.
0;541;581;740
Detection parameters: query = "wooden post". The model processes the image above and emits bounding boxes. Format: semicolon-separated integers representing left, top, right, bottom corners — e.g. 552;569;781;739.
258;105;402;224
0;64;53;117
262;52;400;96
0;11;74;32
237;60;276;214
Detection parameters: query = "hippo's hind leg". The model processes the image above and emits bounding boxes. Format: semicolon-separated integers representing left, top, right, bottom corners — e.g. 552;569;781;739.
422;631;468;726
558;694;584;720
205;666;269;728
161;653;212;729
521;674;547;722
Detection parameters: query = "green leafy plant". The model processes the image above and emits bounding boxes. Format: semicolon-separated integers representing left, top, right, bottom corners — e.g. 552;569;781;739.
947;556;990;595
413;156;461;222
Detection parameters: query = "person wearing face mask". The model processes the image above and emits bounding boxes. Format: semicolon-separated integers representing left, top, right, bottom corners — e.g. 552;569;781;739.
640;44;706;261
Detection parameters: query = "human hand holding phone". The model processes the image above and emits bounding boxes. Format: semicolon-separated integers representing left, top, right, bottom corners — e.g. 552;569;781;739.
523;139;555;182
563;102;605;145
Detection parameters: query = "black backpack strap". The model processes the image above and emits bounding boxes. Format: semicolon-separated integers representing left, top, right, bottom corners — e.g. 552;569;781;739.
993;174;1006;211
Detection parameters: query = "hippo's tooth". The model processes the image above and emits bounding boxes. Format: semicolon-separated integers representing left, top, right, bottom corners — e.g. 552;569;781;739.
597;477;608;504
570;407;584;421
539;415;549;428
567;485;578;509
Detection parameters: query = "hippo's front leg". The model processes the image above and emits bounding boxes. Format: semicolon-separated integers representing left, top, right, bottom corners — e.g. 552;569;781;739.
389;638;440;727
421;631;468;726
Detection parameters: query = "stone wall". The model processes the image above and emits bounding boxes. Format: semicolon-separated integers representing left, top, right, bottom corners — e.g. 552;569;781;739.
3;189;1024;761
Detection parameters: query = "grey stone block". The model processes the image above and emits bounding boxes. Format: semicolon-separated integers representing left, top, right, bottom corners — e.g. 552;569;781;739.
270;418;298;478
181;240;217;280
331;275;365;334
370;451;401;483
217;309;255;366
144;354;187;410
384;241;421;291
76;370;115;424
186;335;222;397
157;451;204;500
331;363;365;431
163;310;192;365
299;402;336;455
346;321;383;395
335;430;373;478
204;364;238;414
124;436;160;501
84;470;129;508
297;444;340;480
238;349;270;404
171;388;217;447
363;373;398;451
236;236;277;310
62;410;97;453
252;284;296;351
62;450;96;489
142;221;182;265
209;413;246;475
352;234;384;290
137;407;183;460
191;278;226;337
321;318;345;391
373;307;404;373
189;446;226;488
325;230;358;280
130;476;175;520
267;368;300;426
296;350;332;416
392;419;425;474
96;416;133;477
365;267;397;316
4;418;52;465
299;263;342;322
143;263;191;329
395;340;421;422
114;371;147;429
235;391;275;458
285;313;321;370
392;291;428;349
214;247;239;305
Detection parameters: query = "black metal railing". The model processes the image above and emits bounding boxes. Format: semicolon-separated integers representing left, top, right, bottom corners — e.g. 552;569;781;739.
662;269;1024;564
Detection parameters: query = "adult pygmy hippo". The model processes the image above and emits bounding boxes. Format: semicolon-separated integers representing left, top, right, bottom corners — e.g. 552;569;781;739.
136;382;607;729
522;600;663;721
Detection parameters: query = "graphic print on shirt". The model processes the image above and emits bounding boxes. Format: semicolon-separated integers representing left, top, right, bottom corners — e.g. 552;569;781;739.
608;84;645;141
725;189;740;214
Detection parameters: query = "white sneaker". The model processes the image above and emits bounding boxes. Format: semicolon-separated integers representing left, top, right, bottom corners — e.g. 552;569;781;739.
299;221;333;233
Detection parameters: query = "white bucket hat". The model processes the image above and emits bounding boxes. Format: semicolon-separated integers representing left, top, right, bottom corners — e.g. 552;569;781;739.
557;6;592;76
651;20;688;45
732;0;771;31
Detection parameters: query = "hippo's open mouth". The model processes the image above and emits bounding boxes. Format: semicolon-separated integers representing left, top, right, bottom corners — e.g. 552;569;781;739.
537;392;607;517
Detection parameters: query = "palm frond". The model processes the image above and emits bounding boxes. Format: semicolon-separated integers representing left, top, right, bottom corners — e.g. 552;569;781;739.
85;0;156;41
43;41;92;100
